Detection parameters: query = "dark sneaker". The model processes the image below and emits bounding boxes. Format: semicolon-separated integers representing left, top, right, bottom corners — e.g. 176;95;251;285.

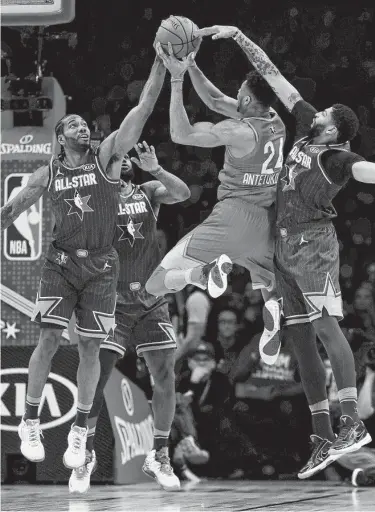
259;299;282;365
352;467;375;487
328;416;372;456
201;254;232;299
298;435;339;479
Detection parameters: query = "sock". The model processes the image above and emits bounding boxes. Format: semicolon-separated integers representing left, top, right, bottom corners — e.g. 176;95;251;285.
154;428;170;451
309;400;335;441
338;387;359;421
74;402;92;428
24;395;41;420
86;424;96;452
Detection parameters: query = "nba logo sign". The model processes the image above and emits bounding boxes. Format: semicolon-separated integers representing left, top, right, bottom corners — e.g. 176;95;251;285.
3;173;43;261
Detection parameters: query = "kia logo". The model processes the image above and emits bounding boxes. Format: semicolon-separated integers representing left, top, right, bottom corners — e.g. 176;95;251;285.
0;368;78;431
121;378;134;417
19;135;33;145
82;164;95;171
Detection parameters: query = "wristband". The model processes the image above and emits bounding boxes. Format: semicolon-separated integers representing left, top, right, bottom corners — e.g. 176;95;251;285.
171;77;183;83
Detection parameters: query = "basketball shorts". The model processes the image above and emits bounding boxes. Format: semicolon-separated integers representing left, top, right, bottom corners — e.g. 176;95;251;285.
32;243;119;338
160;198;275;291
274;224;343;326
101;286;177;357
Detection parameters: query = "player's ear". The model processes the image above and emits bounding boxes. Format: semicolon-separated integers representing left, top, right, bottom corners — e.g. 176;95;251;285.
57;134;65;146
244;95;251;106
326;125;338;138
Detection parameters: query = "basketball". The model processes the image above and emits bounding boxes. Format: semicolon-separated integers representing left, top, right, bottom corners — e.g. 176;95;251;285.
155;15;200;58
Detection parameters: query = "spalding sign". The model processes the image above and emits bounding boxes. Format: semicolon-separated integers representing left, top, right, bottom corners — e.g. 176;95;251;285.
0;368;78;432
0;134;52;156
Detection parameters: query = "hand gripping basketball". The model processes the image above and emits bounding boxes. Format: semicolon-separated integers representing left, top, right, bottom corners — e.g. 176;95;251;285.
156;41;189;79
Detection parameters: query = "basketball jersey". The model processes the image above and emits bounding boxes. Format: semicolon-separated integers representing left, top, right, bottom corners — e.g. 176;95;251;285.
276;137;350;230
47;149;119;250
217;110;286;208
114;183;161;289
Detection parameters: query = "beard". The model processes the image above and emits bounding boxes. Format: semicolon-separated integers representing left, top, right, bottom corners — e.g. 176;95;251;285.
308;123;325;139
120;167;135;182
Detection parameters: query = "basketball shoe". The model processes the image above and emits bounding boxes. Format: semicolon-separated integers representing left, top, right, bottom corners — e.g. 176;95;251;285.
178;436;209;465
143;447;180;491
329;416;372;456
201;254;232;299
69;450;97;494
18;418;45;462
259;299;282;365
298;435;339;479
352;467;375;487
63;424;88;469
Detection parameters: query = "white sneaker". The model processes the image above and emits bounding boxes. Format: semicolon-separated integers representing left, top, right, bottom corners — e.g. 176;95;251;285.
63;424;88;469
143;448;180;491
203;254;232;299
18;418;45;462
69;450;97;494
259;299;282;365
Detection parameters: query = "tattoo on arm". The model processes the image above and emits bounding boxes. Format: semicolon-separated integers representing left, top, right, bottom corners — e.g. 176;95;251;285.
235;32;279;77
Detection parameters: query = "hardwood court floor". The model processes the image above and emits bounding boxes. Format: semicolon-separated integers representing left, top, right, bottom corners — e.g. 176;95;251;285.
1;480;375;512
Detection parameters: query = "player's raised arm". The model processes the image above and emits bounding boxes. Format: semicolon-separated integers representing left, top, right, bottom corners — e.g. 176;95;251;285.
131;141;190;204
186;53;240;119
156;42;254;149
1;165;49;230
197;25;302;113
98;55;166;178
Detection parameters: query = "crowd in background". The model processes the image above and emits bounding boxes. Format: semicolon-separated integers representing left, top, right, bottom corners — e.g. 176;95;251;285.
2;0;375;483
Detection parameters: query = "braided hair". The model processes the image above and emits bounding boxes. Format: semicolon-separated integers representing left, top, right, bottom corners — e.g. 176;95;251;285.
54;114;71;162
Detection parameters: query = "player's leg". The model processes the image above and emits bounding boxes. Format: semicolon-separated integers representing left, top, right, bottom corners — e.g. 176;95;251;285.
65;248;119;470
312;317;372;456
293;226;372;456
19;253;76;463
135;301;180;490
274;238;337;479
146;204;235;299
69;294;132;494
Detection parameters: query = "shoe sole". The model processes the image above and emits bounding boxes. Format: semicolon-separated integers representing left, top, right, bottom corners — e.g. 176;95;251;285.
328;433;372;456
207;254;232;299
259;300;281;365
142;468;181;491
184;453;210;465
298;453;340;479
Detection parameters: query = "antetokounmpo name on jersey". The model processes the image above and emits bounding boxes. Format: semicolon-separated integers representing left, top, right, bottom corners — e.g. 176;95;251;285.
118;201;148;216
243;170;280;186
54;173;98;191
289;146;312;169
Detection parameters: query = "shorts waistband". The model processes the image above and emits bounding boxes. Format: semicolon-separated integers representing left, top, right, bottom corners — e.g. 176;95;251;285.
52;242;113;258
276;221;332;237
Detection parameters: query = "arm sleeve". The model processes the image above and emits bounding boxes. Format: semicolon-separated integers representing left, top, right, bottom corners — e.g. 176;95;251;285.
321;150;366;186
185;292;211;325
291;100;317;140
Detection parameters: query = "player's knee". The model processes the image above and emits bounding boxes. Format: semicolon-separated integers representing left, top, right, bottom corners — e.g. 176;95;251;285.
38;327;62;357
313;316;339;343
145;266;168;297
77;336;101;359
146;350;176;391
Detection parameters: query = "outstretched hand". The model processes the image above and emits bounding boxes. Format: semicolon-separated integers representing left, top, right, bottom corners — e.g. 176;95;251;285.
131;141;159;173
196;25;238;40
155;41;189;79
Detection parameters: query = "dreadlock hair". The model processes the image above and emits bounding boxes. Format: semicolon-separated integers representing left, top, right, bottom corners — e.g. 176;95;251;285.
55;115;71;161
245;70;276;108
331;104;359;143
